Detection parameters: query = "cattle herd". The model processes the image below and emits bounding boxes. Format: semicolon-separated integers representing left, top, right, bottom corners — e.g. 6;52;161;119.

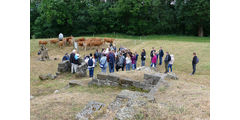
38;36;115;49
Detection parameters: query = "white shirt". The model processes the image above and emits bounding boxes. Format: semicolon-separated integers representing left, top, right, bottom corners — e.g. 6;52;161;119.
59;33;63;39
126;57;132;64
169;55;174;64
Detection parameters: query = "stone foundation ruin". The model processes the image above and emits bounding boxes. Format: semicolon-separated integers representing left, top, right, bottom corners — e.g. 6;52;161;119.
57;59;88;77
75;66;178;120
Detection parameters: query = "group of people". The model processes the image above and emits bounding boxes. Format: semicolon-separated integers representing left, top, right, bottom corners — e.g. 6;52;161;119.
62;44;199;78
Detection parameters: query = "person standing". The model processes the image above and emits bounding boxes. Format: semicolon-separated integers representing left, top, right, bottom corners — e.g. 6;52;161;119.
131;53;136;70
135;52;139;69
107;50;115;73
150;47;156;63
151;52;157;68
191;52;199;75
164;52;171;73
87;53;95;77
168;54;174;72
58;33;64;41
141;49;146;66
125;54;132;71
94;49;100;65
159;47;164;65
70;50;76;73
119;53;126;71
100;54;107;73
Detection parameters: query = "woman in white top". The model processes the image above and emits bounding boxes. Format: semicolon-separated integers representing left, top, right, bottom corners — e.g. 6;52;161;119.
125;53;132;71
168;54;174;72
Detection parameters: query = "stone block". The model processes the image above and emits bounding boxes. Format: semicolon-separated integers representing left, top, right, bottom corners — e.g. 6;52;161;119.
97;73;109;80
119;77;134;85
107;74;120;82
69;80;82;86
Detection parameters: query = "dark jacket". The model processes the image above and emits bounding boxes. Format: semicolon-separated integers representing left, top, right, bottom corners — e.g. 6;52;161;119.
74;58;81;65
141;51;146;61
159;49;164;57
192;56;198;64
70;53;75;63
136;54;139;61
62;55;69;61
150;50;156;58
164;54;171;62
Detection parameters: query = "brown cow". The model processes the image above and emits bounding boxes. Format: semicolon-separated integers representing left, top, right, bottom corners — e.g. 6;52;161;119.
39;40;48;46
104;38;115;43
58;41;64;48
75;37;85;42
50;39;58;44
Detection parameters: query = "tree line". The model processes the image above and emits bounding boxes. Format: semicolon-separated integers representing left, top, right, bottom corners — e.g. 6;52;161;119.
30;0;210;38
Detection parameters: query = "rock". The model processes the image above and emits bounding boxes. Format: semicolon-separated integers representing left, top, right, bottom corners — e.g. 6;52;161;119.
39;75;48;80
75;63;88;77
165;72;178;80
69;80;82;86
54;90;59;94
56;72;61;75
97;73;109;80
30;95;34;100
144;73;161;85
76;101;105;120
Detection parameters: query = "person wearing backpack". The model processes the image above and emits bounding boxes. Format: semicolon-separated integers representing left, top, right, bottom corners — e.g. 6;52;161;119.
107;50;115;73
141;49;146;66
164;52;171;73
168;54;174;72
131;53;137;70
100;53;107;73
191;52;199;75
87;53;95;77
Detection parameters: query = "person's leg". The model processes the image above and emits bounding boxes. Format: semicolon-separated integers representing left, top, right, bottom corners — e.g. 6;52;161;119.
109;63;111;73
165;62;168;73
192;64;196;75
135;61;137;69
160;57;162;65
88;68;91;77
71;63;74;73
92;68;94;77
143;60;145;66
170;64;172;72
122;66;124;71
126;64;129;71
112;64;114;72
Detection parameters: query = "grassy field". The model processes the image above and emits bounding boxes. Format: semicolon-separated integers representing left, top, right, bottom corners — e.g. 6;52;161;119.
30;35;210;120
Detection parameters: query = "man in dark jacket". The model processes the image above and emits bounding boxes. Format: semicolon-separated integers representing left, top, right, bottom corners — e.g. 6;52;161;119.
164;52;171;73
159;47;164;65
141;49;146;66
107;50;115;73
191;52;198;75
70;50;76;73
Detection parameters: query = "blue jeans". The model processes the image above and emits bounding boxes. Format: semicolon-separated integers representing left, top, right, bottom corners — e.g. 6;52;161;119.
132;64;136;70
109;63;114;73
134;61;137;69
126;63;131;71
101;67;107;73
89;67;94;77
141;60;145;66
159;56;163;65
151;63;156;67
192;64;196;74
168;64;173;72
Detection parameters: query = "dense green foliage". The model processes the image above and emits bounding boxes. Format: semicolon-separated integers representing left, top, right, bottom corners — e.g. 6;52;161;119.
30;0;210;38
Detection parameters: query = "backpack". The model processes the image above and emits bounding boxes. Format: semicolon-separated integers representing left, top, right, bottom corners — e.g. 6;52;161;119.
168;55;171;62
118;56;125;67
196;57;199;64
88;58;93;66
